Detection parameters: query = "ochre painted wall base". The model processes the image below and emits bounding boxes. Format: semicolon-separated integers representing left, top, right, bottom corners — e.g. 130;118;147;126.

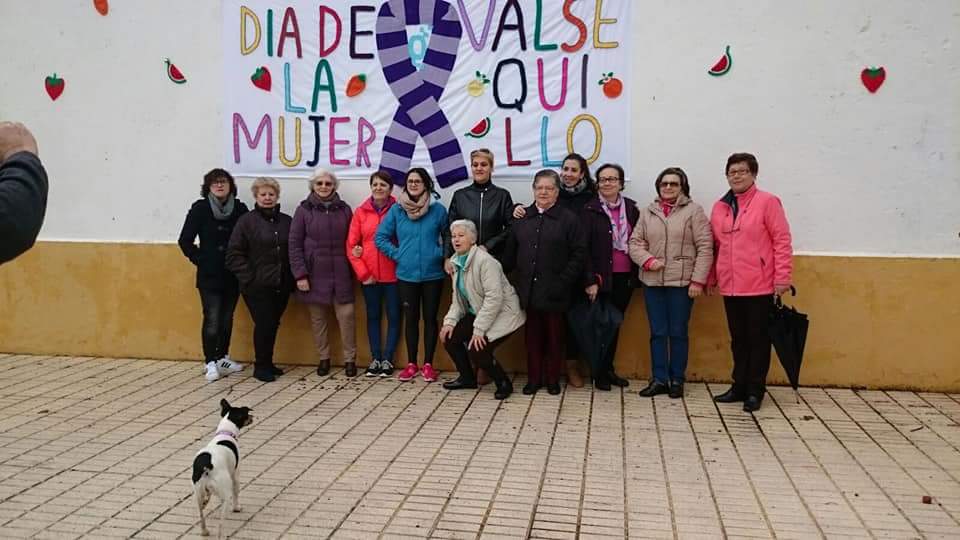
1;242;958;391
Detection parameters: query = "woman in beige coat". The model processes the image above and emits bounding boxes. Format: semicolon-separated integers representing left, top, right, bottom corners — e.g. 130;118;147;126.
628;167;713;399
440;219;525;400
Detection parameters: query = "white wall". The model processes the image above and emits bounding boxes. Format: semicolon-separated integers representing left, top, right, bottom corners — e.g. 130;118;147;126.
1;1;957;255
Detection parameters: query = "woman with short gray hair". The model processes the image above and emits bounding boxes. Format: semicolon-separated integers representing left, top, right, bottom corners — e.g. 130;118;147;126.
440;219;525;400
289;168;357;377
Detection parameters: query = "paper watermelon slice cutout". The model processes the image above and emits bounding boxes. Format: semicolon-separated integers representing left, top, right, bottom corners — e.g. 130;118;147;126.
708;46;733;76
165;59;186;84
465;117;491;138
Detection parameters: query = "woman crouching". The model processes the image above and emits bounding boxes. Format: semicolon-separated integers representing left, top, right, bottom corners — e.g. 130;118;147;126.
440;220;524;400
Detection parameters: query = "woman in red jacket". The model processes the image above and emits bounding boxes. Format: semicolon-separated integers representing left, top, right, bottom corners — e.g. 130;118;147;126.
709;153;793;412
347;171;401;377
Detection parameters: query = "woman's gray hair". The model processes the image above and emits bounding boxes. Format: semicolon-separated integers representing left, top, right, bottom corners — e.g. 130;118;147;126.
449;219;478;242
308;168;339;192
532;169;561;190
251;176;281;197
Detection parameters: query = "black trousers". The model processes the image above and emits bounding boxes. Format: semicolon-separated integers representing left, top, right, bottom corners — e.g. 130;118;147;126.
598;272;634;374
722;295;774;397
397;279;444;365
443;314;511;383
242;290;290;369
198;287;239;364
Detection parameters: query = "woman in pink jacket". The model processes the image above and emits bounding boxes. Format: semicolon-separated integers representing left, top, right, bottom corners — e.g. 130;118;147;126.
346;171;401;378
709;153;793;412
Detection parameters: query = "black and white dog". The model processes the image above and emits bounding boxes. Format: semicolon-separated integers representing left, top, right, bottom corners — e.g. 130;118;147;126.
192;399;253;538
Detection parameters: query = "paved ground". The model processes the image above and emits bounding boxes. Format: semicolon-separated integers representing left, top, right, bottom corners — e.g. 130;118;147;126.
0;355;958;539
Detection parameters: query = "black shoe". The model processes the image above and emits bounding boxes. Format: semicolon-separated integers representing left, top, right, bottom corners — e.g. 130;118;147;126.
547;383;561;395
379;360;394;378
607;371;629;388
316;359;330;376
442;376;478;390
594;376;612;391
271;365;284;376
365;360;382;377
713;386;746;403
522;382;541;395
494;379;513;400
668;383;684;399
638;381;669;397
253;367;275;382
743;395;762;412
344;362;357;377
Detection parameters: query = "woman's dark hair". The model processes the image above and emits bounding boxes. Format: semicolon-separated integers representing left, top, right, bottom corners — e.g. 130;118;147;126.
562;152;593;187
201;168;237;197
725;153;759;175
655;167;691;197
404;167;439;199
595;163;625;191
369;170;392;185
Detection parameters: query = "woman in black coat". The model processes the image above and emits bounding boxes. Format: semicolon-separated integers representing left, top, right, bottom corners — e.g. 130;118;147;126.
178;169;249;383
580;163;640;390
502;170;586;396
226;177;295;383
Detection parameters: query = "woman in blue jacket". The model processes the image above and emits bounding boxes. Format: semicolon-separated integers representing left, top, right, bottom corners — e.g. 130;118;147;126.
375;168;449;383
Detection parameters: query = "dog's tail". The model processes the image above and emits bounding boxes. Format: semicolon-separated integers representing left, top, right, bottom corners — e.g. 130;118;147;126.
192;452;214;483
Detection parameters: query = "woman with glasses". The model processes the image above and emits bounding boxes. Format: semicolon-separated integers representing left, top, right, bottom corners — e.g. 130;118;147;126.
628;167;713;399
708;153;793;412
375;168;449;383
178;169;249;382
502;170;587;395
580;163;640;390
289;169;357;378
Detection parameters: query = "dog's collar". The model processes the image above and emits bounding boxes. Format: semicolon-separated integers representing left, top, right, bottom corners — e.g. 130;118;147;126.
215;430;238;440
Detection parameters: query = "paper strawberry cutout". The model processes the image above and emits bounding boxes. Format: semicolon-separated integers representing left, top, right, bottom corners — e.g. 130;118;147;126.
45;74;65;101
251;66;271;92
861;67;886;93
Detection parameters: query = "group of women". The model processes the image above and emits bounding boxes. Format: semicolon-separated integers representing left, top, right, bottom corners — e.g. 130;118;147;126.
178;151;793;412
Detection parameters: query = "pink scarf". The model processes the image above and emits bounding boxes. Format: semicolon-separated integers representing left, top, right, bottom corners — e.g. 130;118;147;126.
601;196;630;253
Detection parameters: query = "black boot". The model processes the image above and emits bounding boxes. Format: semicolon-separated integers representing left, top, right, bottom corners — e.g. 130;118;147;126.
253;363;275;382
442;376;478;390
713;385;746;403
270;364;284;376
743;395;763;412
487;362;512;400
638;381;669;397
594;374;612;391
316;359;330;376
607;370;629;387
344;362;357;377
444;351;476;390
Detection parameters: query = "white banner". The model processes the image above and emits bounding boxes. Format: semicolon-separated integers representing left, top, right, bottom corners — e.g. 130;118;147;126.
224;0;632;186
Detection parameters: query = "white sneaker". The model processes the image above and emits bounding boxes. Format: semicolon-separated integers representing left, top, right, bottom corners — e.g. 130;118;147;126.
204;362;221;382
216;356;244;374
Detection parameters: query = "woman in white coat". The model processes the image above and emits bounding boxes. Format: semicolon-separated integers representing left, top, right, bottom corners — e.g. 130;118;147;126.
440;219;525;400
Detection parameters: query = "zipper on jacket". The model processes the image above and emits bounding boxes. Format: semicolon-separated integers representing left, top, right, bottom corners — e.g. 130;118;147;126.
478;190;485;245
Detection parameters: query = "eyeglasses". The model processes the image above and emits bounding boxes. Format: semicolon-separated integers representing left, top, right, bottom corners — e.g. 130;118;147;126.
315;181;334;187
659;181;681;188
407;179;424;185
726;169;752;178
211;178;229;185
598;176;621;184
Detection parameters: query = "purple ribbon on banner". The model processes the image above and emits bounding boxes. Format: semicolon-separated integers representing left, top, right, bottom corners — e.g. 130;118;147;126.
376;0;469;187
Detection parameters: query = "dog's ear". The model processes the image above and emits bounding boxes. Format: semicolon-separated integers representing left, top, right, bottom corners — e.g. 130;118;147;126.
220;399;231;417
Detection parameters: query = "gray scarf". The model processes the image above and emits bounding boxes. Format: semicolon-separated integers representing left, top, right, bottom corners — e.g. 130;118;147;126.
208;193;236;221
562;178;588;195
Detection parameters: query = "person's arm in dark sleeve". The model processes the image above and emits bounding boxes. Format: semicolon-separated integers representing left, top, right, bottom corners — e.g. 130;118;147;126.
177;204;201;265
483;190;514;255
0;152;48;264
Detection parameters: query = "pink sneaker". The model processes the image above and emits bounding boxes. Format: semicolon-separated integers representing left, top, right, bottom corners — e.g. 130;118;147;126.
398;363;419;382
421;363;438;383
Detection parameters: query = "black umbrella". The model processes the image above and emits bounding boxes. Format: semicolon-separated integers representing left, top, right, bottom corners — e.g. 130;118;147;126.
769;286;809;402
566;299;624;376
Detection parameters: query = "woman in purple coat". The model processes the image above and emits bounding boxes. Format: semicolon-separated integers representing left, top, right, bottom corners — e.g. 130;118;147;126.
289;169;358;377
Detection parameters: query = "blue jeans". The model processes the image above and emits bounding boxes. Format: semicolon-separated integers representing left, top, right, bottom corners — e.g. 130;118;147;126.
643;286;694;384
361;283;401;362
